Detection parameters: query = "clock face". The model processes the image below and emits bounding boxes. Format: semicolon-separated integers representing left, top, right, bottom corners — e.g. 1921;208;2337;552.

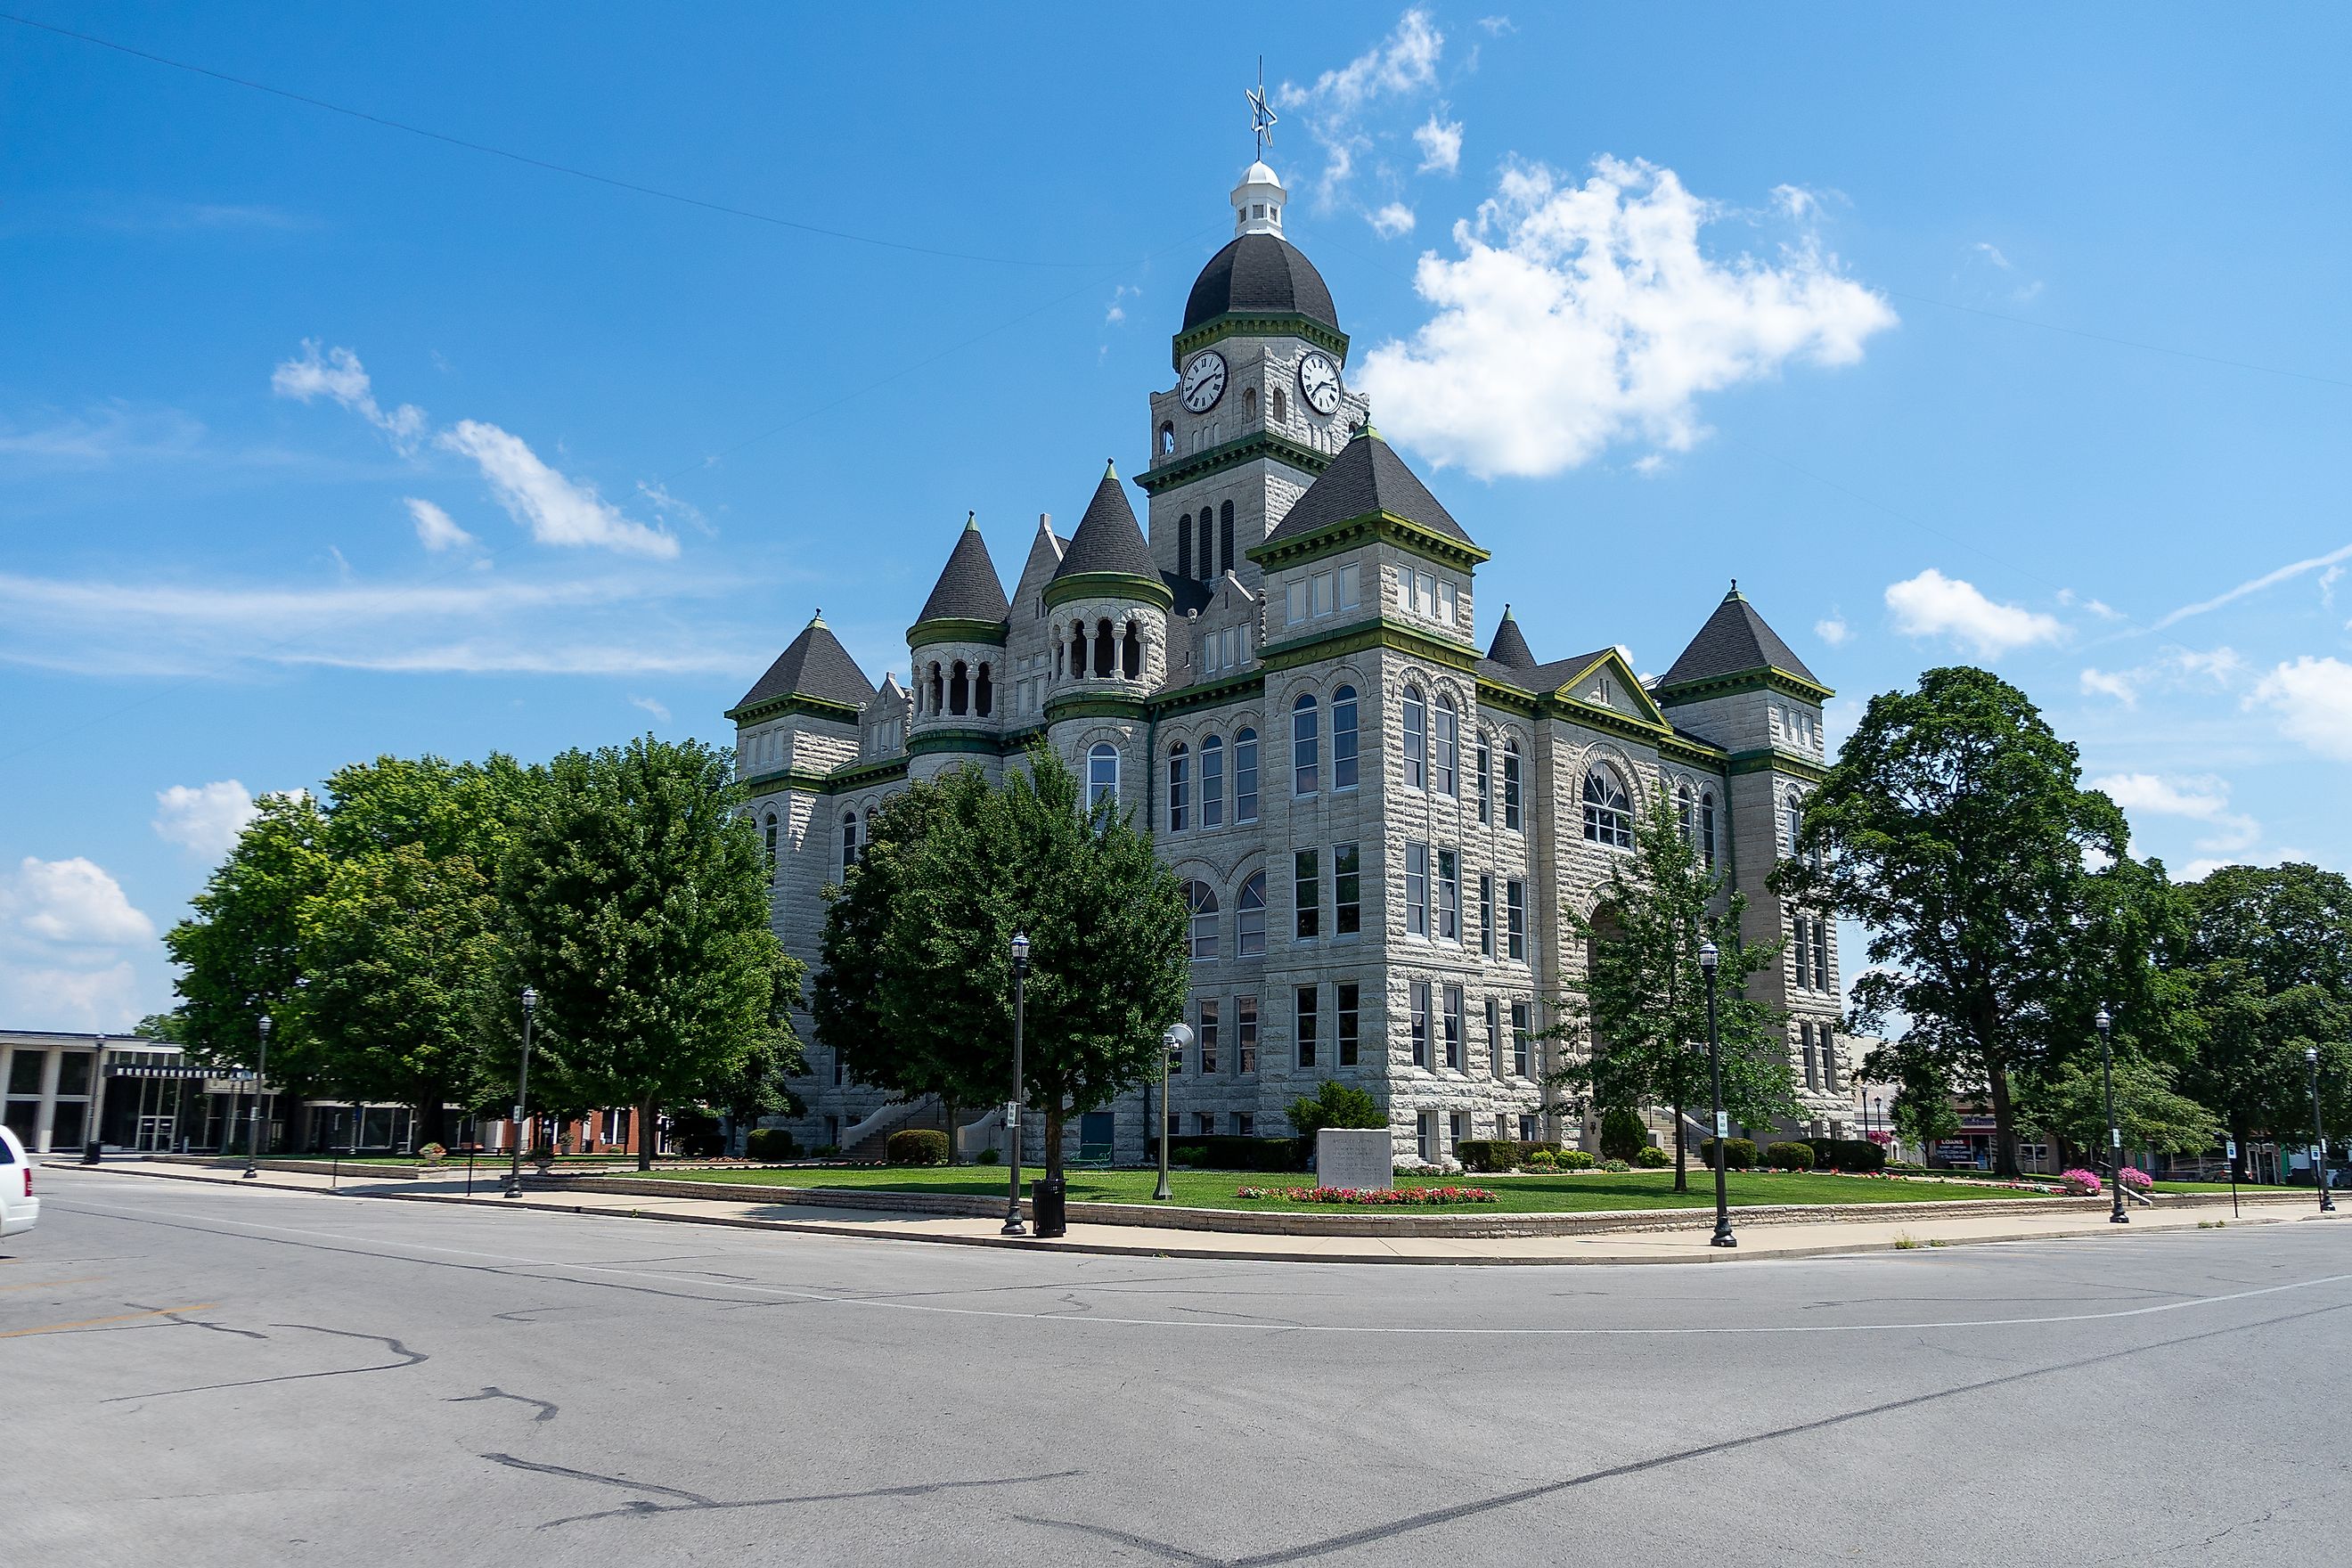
1180;351;1228;412
1297;352;1343;415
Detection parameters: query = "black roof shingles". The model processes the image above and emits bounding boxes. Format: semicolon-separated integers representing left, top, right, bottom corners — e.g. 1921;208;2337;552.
1660;586;1820;687
1182;233;1341;335
1485;607;1538;671
1264;429;1473;546
914;515;1009;625
1052;464;1159;583
734;616;875;714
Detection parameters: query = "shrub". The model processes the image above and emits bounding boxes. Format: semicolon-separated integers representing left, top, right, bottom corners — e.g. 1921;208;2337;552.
416;1142;447;1165
1286;1080;1386;1163
975;1146;1001;1165
886;1128;950;1166
1701;1138;1758;1171
2060;1167;2103;1196
1456;1139;1518;1173
1765;1141;1816;1171
743;1127;799;1162
1171;1135;1301;1172
1808;1138;1888;1172
1633;1145;1671;1168
1599;1107;1650;1163
1554;1149;1596;1171
1522;1148;1560;1172
1602;1158;1632;1173
2118;1166;2153;1191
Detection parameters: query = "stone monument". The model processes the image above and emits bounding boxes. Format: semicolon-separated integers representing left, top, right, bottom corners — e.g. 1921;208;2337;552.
1316;1128;1393;1192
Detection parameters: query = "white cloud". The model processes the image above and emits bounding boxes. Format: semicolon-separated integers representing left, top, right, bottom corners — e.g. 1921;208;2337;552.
1368;202;1417;239
2093;772;2259;853
2320;563;2343;609
628;695;671;723
2;857;153;947
1358;157;1896;478
153;781;261;858
0;857;156;1032
272;340;427;453
1477;15;1515;34
1883;569;2062;658
404;497;476;552
1814;617;1850;646
437;420;679;559
2155;541;2352;630
1414;111;1464;175
2080;666;2139;706
2250;656;2352;761
1279;9;1447;207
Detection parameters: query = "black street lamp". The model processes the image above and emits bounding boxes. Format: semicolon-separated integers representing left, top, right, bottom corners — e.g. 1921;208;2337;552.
504;986;537;1199
1003;932;1030;1236
2306;1046;2336;1215
2096;1006;2127;1224
241;1012;272;1179
1156;1021;1194;1203
1699;939;1735;1249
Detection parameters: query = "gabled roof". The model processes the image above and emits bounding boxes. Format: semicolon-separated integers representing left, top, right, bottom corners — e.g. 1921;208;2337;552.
732;612;875;715
1050;461;1159;584
1539;646;1673;731
913;513;1009;625
1263;427;1473;546
1660;583;1820;688
1485;605;1538;671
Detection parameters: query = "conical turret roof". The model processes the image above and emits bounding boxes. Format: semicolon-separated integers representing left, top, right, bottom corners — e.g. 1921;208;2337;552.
1264;426;1472;546
1486;604;1538;671
913;512;1009;626
732;611;875;714
1050;461;1159;584
1659;583;1819;688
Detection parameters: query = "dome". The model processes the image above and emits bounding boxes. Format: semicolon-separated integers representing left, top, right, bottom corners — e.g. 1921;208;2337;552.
1181;233;1341;335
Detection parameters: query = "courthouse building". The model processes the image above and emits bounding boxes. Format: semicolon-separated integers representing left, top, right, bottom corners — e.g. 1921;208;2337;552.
730;157;1848;1164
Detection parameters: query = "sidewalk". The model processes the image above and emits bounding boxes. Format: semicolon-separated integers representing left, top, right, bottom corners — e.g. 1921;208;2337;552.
48;1157;2334;1265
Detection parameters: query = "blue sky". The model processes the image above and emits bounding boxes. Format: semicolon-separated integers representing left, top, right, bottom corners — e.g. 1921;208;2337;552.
4;4;2348;1032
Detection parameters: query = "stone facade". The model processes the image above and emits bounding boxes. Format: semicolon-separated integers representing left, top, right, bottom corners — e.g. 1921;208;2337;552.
729;159;1849;1166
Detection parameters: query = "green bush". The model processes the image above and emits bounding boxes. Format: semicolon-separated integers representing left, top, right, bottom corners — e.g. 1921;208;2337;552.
1807;1138;1888;1172
1602;1157;1632;1173
1456;1139;1517;1172
1523;1148;1560;1171
1556;1149;1597;1171
975;1146;1001;1164
1701;1137;1758;1171
743;1127;799;1161
1170;1135;1301;1172
1765;1140;1816;1170
1599;1107;1650;1163
1633;1144;1671;1168
886;1128;950;1166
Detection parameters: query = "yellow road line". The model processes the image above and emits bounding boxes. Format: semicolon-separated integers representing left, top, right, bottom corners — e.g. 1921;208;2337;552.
0;1278;102;1291
0;1303;217;1336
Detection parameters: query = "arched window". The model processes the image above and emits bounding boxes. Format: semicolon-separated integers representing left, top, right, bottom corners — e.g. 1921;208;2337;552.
841;812;860;878
1331;684;1359;789
1218;501;1235;576
1071;621;1090;679
1475;732;1493;823
1087;743;1120;812
1122;621;1141;680
1677;782;1696;846
927;661;943;715
975;661;992;717
1234;727;1260;822
1237;870;1267;956
949;659;969;716
1159;421;1175;455
1401;685;1427;790
1504;741;1523;831
1054;637;1066;680
1785;788;1804;860
1184;880;1221;960
1200;734;1225;829
1167;742;1190;831
1094;618;1115;678
1244;386;1258;421
1178;512;1193;579
1271;386;1287;422
1292;693;1319;796
1583;764;1633;848
1701;789;1718;871
764;813;778;880
1433;692;1459;796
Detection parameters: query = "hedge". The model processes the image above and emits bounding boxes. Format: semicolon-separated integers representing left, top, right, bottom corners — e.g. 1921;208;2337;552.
743;1127;799;1161
1701;1137;1758;1171
1764;1140;1816;1170
1458;1139;1568;1172
1168;1135;1303;1172
886;1128;950;1165
1633;1144;1671;1168
1807;1138;1888;1172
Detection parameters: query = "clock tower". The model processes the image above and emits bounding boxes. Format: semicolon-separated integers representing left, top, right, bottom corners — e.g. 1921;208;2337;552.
1141;158;1371;600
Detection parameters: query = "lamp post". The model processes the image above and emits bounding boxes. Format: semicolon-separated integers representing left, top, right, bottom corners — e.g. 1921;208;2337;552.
504;986;536;1199
1699;940;1735;1249
2306;1046;2336;1214
2096;1006;2127;1224
1156;1022;1195;1203
1003;933;1030;1236
241;1013;272;1178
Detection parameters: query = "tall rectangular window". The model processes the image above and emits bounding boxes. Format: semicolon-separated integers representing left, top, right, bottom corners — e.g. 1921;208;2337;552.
1503;746;1523;831
1293;699;1319;796
1801;1019;1817;1090
1478;874;1494;957
1821;1026;1839;1092
1168;748;1189;832
1409;980;1431;1067
1793;914;1811;989
1334;842;1361;935
1237;996;1258;1074
1485;996;1501;1077
1332;686;1359;789
1338;562;1361;608
1337;983;1360;1066
1201;739;1224;829
1286;580;1308;625
1295;985;1319;1068
1437;850;1459;942
1507;879;1526;961
1313;570;1335;617
1511;1000;1531;1077
1294;848;1319;939
1405;842;1429;937
1417;1110;1434;1163
1813;919;1830;991
1475;737;1491;824
1443;984;1466;1070
1198;1000;1220;1074
1235;730;1259;822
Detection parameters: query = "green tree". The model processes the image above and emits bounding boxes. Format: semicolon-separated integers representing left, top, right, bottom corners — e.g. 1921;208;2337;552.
1551;794;1797;1190
1775;667;2130;1176
2015;1053;2225;1161
164;789;327;1073
494;735;803;1171
1286;1078;1386;1159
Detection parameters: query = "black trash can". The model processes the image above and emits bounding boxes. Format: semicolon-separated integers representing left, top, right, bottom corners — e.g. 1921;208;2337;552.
1031;1175;1067;1238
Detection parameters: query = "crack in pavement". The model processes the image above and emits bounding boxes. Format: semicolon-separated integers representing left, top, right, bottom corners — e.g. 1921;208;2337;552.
1012;1296;2352;1566
478;1452;1084;1529
102;1323;427;1402
450;1386;559;1422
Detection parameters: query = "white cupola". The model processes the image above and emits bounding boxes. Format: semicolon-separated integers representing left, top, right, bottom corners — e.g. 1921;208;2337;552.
1230;161;1286;237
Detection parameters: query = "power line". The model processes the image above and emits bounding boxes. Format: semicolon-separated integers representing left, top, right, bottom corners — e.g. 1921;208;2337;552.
0;11;1110;270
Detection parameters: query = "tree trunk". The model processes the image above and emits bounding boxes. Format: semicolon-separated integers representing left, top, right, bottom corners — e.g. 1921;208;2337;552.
638;1095;657;1172
1672;1092;1688;1192
943;1098;960;1165
1044;1101;1066;1182
416;1089;449;1149
1987;1063;2018;1177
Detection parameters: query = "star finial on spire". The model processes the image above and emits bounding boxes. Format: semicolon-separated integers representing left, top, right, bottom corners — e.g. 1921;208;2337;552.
1246;57;1278;162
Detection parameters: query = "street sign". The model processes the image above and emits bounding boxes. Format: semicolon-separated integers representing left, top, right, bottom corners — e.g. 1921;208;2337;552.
1004;1102;1020;1127
2226;1140;2238;1160
2110;1127;2122;1147
1714;1112;1729;1137
510;1105;526;1123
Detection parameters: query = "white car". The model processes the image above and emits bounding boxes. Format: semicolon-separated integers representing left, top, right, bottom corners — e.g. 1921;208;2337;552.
0;1124;37;1237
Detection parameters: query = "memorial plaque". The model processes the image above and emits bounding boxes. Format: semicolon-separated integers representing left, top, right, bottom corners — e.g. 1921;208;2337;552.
1317;1128;1394;1192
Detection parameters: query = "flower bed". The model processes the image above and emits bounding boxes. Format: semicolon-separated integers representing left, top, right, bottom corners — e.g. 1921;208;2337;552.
2060;1167;2104;1196
1235;1185;1500;1206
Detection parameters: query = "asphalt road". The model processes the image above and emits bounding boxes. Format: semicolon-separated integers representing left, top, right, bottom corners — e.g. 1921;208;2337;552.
8;1169;2347;1566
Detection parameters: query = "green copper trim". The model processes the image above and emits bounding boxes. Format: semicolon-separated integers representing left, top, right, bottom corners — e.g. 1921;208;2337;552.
1260;617;1482;676
1653;666;1834;706
1042;692;1150;722
827;756;911;789
1539;649;1675;734
1728;748;1830;783
906;617;1009;649
1171;313;1350;372
1041;571;1176;613
1658;733;1729;768
1148;669;1267;716
725;693;862;727
906;727;1012;759
1474;678;1541;718
1247;510;1491;574
1138;429;1330;495
742;768;837;800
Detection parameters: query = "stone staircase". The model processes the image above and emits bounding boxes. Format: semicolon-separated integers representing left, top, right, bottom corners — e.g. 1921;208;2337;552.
840;1097;950;1163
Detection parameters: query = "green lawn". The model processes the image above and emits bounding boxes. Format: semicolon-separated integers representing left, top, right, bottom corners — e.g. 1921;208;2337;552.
618;1164;2076;1214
